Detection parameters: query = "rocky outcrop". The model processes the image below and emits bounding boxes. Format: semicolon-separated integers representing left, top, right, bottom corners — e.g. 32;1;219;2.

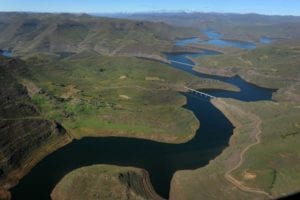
0;56;71;199
51;165;163;200
0;120;67;180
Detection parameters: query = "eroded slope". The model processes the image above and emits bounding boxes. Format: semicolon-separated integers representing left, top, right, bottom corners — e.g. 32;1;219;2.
0;56;70;199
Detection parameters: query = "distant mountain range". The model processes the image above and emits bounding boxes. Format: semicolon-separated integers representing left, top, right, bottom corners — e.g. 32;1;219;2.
110;12;300;42
1;12;300;59
0;12;199;58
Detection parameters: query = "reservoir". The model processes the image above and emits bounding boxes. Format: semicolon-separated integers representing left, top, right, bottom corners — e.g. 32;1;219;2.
11;31;276;199
201;30;257;49
176;30;257;49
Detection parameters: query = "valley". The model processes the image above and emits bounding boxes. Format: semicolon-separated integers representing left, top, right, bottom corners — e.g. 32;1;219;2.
0;11;300;200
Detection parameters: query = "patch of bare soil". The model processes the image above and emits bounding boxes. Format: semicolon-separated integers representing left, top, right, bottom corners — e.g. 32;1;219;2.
119;95;131;100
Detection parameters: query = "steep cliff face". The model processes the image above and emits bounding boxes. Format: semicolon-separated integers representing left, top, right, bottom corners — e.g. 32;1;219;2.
0;120;67;181
0;56;70;199
0;58;38;118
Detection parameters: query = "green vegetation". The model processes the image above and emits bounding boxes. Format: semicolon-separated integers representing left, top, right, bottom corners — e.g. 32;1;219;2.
0;56;70;199
194;43;300;84
23;54;236;142
231;101;300;196
124;13;300;42
0;12;200;59
193;42;300;103
170;36;300;199
1;12;300;200
170;99;300;199
0;12;239;199
51;165;162;200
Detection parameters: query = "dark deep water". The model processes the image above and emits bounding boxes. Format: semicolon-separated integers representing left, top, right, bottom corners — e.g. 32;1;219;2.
11;31;275;199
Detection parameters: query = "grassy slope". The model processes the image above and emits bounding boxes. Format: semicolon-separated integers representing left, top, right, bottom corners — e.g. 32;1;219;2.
23;54;236;143
193;41;300;102
170;99;300;200
170;38;300;199
18;50;237;200
0;48;237;199
51;165;162;200
2;12;299;200
231;101;300;197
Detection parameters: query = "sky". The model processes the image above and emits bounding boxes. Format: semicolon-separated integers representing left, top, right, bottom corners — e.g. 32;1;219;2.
1;0;300;16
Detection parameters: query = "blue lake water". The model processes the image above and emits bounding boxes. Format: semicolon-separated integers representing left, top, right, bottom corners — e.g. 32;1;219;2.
260;36;272;44
0;50;12;58
165;51;275;102
200;30;257;49
175;30;274;50
11;31;275;199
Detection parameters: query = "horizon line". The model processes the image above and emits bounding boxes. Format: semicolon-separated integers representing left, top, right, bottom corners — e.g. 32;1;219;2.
0;10;300;17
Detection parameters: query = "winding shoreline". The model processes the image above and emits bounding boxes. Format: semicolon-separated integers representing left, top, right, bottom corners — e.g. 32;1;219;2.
7;31;276;199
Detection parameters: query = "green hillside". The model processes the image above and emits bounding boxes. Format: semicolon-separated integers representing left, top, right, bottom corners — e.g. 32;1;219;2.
122;13;300;42
0;12;200;59
170;99;300;200
0;50;236;199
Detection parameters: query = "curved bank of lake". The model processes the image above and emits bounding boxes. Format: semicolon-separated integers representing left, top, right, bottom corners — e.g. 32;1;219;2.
11;31;276;199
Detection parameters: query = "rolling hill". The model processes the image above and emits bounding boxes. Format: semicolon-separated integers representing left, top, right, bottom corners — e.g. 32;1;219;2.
0;12;200;60
120;12;300;42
